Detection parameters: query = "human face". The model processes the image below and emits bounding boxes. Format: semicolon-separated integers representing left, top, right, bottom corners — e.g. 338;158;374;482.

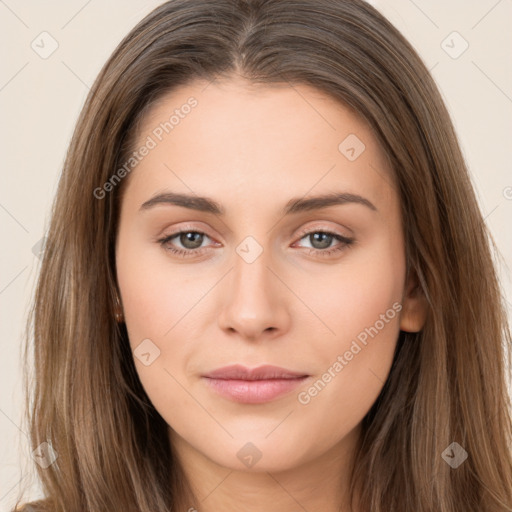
115;76;422;473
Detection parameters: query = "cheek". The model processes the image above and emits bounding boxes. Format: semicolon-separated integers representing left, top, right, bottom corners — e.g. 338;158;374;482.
116;231;205;344
294;235;405;433
116;242;199;417
300;231;405;349
116;236;213;402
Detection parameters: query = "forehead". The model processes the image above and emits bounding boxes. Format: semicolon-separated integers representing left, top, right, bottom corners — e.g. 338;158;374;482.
123;76;396;215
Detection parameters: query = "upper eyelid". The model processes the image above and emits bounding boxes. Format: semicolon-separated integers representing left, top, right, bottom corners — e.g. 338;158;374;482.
163;221;348;234
295;224;350;238
161;225;350;244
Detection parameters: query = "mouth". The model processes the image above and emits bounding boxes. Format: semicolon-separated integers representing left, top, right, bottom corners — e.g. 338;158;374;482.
201;364;310;404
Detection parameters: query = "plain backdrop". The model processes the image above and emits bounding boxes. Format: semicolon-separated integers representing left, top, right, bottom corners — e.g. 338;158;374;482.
1;0;511;507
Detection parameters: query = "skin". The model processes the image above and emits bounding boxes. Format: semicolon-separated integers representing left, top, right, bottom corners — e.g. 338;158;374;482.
115;75;427;512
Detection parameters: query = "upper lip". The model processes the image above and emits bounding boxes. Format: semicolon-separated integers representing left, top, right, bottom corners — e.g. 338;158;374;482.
202;364;308;381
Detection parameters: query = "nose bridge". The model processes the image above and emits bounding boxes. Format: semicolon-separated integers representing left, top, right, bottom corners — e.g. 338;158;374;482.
233;237;272;296
217;235;289;339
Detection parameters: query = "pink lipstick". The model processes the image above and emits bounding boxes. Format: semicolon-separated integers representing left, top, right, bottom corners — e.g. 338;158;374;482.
201;364;309;404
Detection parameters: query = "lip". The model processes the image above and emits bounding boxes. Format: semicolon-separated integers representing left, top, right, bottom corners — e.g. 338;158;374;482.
201;364;310;404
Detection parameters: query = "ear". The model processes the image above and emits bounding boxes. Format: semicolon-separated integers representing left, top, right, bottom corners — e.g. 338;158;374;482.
400;268;428;332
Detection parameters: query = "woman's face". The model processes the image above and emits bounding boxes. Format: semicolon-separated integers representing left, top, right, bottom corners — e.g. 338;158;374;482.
116;76;426;472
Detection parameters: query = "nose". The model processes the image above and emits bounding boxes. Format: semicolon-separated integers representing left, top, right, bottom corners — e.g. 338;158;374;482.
217;244;291;342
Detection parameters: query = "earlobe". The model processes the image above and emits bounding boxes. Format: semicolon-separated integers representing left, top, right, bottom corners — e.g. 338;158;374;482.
114;289;125;324
399;270;428;333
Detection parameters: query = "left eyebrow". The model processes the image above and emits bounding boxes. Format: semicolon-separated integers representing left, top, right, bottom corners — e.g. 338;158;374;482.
139;191;378;215
283;192;377;214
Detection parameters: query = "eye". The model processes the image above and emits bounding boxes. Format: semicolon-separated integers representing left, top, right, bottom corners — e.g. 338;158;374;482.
158;229;215;258
293;229;354;258
157;227;355;259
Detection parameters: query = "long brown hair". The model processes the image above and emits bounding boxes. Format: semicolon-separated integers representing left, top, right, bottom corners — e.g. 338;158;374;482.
14;0;512;510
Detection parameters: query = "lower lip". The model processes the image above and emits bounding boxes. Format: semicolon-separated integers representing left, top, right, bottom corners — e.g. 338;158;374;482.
202;376;309;404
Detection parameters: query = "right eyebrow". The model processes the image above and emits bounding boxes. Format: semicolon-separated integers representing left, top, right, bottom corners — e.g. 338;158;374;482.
140;192;223;214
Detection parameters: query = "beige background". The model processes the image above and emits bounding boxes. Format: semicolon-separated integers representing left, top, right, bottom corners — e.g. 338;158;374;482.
1;0;511;507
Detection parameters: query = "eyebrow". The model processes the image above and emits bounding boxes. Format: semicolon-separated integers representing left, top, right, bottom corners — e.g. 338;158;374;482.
139;191;377;215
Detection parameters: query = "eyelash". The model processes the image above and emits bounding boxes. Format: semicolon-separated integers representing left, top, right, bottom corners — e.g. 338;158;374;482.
157;226;355;259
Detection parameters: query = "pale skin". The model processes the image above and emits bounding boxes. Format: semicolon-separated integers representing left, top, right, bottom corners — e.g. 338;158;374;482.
115;75;428;511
